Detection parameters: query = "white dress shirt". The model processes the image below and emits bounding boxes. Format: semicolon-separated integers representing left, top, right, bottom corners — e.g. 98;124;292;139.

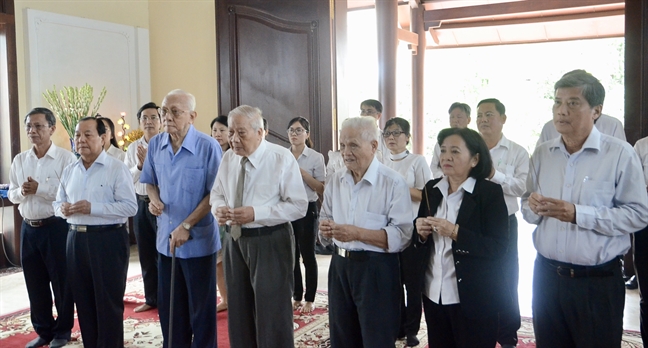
210;140;308;227
294;146;326;202
9;143;76;220
320;157;413;253
521;127;648;265
106;144;126;162
536;114;626;147
384;150;432;217
634;137;648;188
428;143;443;179
326;150;345;185
54;151;138;225
487;135;529;215
124;136;149;196
425;176;475;305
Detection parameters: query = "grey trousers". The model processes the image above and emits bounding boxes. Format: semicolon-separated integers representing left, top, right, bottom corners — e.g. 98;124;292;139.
224;223;296;348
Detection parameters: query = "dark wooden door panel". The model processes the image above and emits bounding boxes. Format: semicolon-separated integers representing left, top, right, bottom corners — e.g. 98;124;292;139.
216;0;334;154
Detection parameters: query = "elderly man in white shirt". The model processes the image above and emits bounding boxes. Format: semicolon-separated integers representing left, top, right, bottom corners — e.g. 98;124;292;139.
319;116;413;348
54;116;137;348
9;108;76;348
476;98;529;348
124;102;161;313
210;105;308;348
521;70;648;347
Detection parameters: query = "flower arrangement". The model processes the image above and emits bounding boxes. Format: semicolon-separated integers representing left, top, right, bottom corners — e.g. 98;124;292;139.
43;84;107;139
122;129;143;149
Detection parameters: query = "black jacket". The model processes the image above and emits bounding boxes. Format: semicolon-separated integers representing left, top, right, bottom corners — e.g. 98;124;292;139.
413;177;511;319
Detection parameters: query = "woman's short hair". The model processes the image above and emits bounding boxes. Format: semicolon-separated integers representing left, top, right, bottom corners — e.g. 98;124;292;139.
437;127;492;180
211;115;228;129
96;115;119;148
136;102;159;121
341;116;379;143
384;117;410;136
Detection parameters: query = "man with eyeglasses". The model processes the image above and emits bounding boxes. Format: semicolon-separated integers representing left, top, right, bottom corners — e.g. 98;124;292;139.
124;102;161;313
140;89;223;347
9;107;76;348
360;99;390;164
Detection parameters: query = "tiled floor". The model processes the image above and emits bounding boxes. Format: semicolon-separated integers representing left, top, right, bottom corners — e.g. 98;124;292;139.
0;219;642;333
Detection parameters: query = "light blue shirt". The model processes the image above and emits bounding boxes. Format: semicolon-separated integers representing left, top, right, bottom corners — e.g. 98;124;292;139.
140;125;223;258
521;127;648;265
54;151;137;224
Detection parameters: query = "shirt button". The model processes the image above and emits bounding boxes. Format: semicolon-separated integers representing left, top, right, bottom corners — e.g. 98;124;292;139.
455;260;460;265
457;278;462;282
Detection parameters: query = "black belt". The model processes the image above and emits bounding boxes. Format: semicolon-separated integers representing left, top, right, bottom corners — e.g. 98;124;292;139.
137;194;150;202
334;245;369;261
225;223;285;237
24;216;59;228
69;224;124;232
538;253;621;278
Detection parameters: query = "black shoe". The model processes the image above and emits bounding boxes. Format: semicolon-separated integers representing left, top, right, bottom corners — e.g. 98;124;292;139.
406;334;420;347
25;336;49;348
49;338;69;348
626;275;639;290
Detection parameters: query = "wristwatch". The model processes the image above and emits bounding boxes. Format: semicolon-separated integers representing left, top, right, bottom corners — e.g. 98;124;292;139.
181;222;192;231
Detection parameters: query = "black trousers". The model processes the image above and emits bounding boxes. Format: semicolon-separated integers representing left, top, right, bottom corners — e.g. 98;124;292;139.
158;252;217;348
532;254;625;348
399;242;425;337
292;201;318;302
21;218;74;341
633;226;648;346
67;225;130;348
224;224;295;348
134;195;158;307
422;296;498;348
329;251;400;348
498;214;521;346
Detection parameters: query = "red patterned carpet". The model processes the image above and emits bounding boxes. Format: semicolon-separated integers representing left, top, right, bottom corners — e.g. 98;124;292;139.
0;275;643;347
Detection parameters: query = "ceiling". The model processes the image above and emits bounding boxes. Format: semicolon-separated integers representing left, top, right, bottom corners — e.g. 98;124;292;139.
347;0;625;49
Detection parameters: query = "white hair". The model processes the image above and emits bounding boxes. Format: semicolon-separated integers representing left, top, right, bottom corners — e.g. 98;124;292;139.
228;105;264;131
166;89;196;111
341;116;380;143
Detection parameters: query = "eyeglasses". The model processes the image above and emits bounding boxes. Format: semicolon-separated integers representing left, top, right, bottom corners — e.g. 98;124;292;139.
383;130;405;138
25;124;49;131
158;107;188;118
287;128;307;135
140;115;159;122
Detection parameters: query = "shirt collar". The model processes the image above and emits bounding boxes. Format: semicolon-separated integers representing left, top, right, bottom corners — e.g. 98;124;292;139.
246;139;267;168
550;126;601;154
74;149;108;168
160;125;198;154
28;142;58;160
342;156;380;186
492;134;510;150
434;176;476;196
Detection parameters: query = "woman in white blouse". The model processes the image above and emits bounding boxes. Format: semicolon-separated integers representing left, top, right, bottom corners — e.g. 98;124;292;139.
287;116;325;313
414;127;509;348
98;116;126;161
382;117;431;347
210;115;230;312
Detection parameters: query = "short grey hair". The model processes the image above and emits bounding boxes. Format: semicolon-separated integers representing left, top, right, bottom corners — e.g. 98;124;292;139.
228;105;264;131
341;116;379;143
166;89;196;111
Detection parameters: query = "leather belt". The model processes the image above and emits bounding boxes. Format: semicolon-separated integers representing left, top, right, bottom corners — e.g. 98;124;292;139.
225;223;285;237
334;245;369;261
137;194;150;202
24;216;58;228
538;253;621;278
70;224;124;232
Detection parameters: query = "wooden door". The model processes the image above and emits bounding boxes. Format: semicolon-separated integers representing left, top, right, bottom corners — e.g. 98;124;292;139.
216;0;336;153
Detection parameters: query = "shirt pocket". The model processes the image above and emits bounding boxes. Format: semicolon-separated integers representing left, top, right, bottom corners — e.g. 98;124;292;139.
579;179;615;208
361;211;388;230
89;183;114;203
181;168;206;194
